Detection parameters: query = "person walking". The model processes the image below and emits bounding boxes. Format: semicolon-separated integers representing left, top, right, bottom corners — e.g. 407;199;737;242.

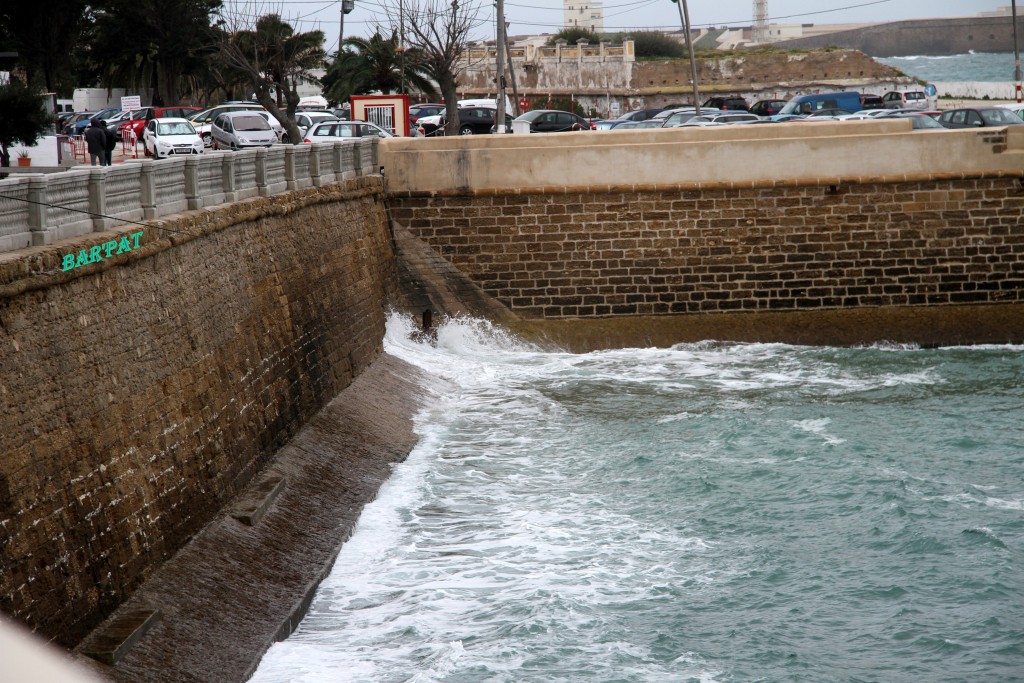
84;120;106;166
104;124;117;166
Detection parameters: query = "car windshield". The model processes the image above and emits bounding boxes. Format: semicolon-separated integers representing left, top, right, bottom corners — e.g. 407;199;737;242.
907;115;943;129
981;109;1021;124
158;122;196;135
667;113;697;124
517;110;545;122
233;115;271;131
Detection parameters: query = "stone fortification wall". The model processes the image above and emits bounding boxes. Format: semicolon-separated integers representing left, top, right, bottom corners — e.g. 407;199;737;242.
390;177;1024;323
384;123;1024;345
457;48;909;112
774;16;1024;57
0;176;397;646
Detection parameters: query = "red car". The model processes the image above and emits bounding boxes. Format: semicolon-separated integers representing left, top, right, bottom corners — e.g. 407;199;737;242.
118;106;201;140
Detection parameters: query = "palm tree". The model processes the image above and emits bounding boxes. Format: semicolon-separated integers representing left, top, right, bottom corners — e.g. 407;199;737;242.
222;13;325;142
322;30;437;104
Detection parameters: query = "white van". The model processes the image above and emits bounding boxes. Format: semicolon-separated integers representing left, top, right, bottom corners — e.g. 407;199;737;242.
458;97;514;111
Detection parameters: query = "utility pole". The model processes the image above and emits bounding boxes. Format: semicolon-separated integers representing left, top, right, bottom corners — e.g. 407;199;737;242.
504;24;522;116
670;0;700;114
495;0;507;132
340;0;355;50
1014;0;1021;103
400;0;405;95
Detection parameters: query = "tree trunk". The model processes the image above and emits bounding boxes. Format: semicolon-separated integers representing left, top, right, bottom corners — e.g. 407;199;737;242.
440;74;459;136
255;89;301;145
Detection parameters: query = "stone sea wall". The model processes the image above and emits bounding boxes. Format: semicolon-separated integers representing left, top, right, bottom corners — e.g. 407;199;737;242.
388;175;1024;345
0;176;398;647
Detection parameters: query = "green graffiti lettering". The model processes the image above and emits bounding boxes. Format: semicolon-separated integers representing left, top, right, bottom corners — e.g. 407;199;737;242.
88;245;101;263
103;240;118;258
61;254;76;271
74;251;89;268
116;237;132;254
131;231;143;250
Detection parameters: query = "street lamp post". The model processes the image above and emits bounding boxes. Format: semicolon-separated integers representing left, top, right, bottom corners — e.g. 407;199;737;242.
670;0;700;114
340;0;355;49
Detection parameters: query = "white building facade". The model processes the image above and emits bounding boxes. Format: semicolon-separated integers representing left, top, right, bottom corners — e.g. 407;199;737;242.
563;0;604;33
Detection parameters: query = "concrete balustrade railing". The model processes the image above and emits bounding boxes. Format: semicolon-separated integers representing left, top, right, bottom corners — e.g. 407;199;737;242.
0;137;379;253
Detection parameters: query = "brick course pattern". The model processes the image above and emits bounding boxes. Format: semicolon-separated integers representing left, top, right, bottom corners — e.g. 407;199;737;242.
389;177;1024;319
0;177;397;646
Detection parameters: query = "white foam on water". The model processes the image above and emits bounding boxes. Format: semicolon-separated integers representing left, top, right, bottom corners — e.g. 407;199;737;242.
792;417;846;445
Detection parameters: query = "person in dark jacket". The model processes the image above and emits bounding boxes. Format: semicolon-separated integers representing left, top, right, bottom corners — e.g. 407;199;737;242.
84;120;107;166
104;125;117;165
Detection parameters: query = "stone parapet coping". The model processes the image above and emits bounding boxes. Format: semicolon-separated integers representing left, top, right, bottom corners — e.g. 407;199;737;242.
386;169;1024;199
0;176;384;299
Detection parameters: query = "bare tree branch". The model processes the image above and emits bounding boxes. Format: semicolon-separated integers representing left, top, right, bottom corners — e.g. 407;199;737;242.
216;2;325;143
381;0;483;135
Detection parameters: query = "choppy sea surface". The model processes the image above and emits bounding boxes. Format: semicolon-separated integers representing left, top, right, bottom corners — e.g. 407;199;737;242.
877;52;1017;82
251;315;1024;683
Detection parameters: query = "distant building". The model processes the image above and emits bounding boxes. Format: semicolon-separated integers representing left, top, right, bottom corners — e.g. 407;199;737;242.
563;0;604;33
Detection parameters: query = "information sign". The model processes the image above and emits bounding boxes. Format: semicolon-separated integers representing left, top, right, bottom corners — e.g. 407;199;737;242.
121;95;142;110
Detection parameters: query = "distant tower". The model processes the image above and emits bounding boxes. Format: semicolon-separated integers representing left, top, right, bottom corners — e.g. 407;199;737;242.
752;0;768;44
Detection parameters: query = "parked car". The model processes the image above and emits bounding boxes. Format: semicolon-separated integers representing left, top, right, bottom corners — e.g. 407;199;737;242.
62;111;96;135
661;109;700;127
304;120;394;142
651;107;697;122
511;109;593;133
884;112;947;130
69;107;121;136
776;92;862;117
118;106;202;140
188;103;265;146
255;111;285;142
594;119;634;130
210;111;278;149
936;107;1024;129
617;107;665;122
860;94;886;109
882;90;928;109
804;108;855;118
420;106;509;136
141;118;205;158
409;103;445;125
748;99;788;116
294;111;339;137
594;108;665;129
996;102;1024;121
702;96;749;111
613;120;668;130
56;111;78;133
104;109;139;134
682;112;761;126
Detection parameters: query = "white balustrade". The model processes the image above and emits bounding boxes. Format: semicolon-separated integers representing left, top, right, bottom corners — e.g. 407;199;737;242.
0;139;375;253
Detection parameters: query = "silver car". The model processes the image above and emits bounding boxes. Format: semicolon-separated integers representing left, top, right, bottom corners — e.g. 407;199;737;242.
303;120;394;142
210;111;277;150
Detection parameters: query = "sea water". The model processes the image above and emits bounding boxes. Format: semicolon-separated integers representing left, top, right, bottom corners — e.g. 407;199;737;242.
877;52;1016;83
250;315;1024;683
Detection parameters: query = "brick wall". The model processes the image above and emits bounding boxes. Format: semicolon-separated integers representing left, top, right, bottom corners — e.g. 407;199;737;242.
389;176;1024;319
0;177;397;646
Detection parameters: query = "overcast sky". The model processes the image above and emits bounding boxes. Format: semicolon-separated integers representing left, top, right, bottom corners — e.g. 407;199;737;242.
220;0;1011;56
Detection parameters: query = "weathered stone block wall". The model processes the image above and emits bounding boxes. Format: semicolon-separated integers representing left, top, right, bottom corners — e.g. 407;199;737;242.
0;177;396;646
389;176;1024;319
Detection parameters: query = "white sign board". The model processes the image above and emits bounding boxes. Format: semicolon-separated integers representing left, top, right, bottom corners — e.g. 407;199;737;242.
610;101;621;112
120;95;142;111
